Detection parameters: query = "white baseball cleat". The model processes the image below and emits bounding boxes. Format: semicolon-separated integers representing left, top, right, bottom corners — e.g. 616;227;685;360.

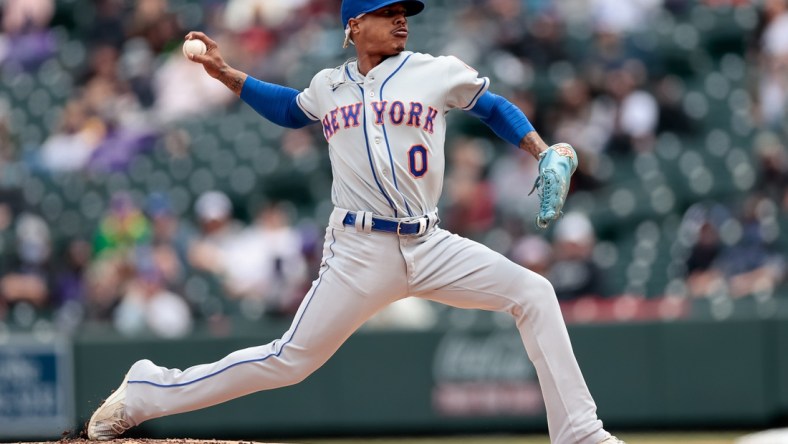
598;436;627;444
87;373;135;440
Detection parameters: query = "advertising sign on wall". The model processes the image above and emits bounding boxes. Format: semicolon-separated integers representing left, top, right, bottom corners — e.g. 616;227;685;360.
0;334;74;439
431;331;543;417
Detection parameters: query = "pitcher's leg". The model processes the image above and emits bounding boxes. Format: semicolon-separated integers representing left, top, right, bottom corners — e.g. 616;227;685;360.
123;227;407;426
412;230;609;444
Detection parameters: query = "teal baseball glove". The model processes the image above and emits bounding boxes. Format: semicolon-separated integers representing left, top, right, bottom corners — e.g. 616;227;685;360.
529;143;578;229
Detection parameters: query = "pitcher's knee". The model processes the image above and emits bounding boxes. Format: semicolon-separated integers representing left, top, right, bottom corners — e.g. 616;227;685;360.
533;273;558;299
511;271;560;318
128;359;160;380
279;367;311;386
274;348;328;387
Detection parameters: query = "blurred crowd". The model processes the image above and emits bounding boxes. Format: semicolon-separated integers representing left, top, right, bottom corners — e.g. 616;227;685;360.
1;187;314;337
0;0;787;336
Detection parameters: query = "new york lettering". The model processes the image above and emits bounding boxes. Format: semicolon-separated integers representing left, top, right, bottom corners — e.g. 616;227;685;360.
322;101;439;141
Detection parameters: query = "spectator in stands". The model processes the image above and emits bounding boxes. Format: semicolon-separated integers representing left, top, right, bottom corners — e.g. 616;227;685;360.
0;189;23;270
120;37;158;108
224;0;308;31
223;0;309;60
0;201;12;256
654;74;696;136
582;29;629;87
753;131;788;210
719;196;786;298
550;78;609;152
83;254;126;322
487;91;543;221
93;192;151;259
188;190;243;274
0;99;14;171
490;147;540;224
753;0;788;130
683;198;786;298
281;127;320;163
603;61;659;153
1;0;53;34
685;219;725;298
589;0;662;36
442;138;495;239
51;238;91;308
483;0;529;57
78;44;156;172
86;0;127;49
0;0;56;71
126;0;182;55
363;297;437;331
113;251;193;338
519;11;570;67
511;234;553;278
144;192;196;289
0;213;53;309
42;43;155;173
0;201;11;318
549;76;612;190
39;99;103;173
548;212;607;300
218;202;308;316
152;47;236;123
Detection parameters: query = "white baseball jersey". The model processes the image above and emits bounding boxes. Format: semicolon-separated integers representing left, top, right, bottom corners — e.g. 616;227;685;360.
296;51;489;218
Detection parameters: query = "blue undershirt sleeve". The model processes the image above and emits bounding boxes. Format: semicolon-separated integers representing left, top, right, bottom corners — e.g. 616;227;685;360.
240;76;314;129
467;91;535;147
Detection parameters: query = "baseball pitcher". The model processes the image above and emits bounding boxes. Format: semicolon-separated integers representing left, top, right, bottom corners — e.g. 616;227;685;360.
87;1;623;443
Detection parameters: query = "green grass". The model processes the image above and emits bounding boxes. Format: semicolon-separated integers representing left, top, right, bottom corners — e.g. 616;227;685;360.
299;432;746;444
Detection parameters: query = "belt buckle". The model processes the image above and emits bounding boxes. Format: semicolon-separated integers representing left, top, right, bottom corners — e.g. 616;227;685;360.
396;220;405;235
397;218;428;236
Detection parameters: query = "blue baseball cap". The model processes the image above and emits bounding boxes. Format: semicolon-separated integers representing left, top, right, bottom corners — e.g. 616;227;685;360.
341;0;425;28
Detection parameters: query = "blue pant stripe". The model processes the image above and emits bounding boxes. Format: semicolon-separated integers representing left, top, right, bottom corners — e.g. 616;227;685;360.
128;229;339;388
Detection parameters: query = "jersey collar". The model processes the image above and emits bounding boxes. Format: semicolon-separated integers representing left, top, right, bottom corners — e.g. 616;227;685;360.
349;51;412;81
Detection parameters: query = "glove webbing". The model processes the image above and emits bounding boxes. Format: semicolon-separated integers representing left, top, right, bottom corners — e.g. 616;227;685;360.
528;170;563;229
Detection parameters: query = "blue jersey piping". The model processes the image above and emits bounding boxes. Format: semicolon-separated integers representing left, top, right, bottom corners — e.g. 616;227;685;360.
296;94;320;121
345;63;398;216
379;53;415;217
462;77;488;110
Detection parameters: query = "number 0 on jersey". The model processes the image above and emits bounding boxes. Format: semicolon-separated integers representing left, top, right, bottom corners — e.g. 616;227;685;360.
408;144;428;178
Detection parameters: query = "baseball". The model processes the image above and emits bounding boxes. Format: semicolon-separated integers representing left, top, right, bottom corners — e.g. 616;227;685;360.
183;39;207;58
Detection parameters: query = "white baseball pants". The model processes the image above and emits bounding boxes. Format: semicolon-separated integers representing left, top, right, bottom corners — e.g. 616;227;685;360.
123;208;610;444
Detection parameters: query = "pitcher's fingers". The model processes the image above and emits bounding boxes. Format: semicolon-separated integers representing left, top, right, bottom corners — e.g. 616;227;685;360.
189;53;211;64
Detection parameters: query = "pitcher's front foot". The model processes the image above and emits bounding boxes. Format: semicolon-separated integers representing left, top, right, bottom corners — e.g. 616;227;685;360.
87;373;135;440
